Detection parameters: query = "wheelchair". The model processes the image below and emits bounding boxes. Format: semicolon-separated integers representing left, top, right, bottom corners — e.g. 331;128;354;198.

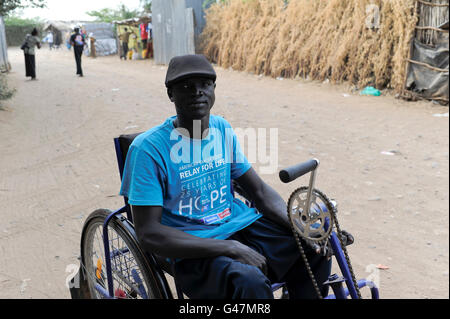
70;133;380;299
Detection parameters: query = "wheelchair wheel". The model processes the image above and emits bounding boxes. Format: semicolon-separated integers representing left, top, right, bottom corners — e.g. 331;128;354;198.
80;209;164;299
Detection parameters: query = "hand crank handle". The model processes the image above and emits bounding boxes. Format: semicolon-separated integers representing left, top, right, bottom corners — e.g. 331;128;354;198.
279;159;319;183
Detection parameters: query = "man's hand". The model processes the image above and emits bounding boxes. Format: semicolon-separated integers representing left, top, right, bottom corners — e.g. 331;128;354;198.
228;240;268;276
132;205;272;271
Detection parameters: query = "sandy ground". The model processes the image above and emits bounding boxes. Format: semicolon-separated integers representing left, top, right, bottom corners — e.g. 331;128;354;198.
0;47;448;299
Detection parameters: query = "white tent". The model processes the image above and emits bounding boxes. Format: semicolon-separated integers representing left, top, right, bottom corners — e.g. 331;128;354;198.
43;20;73;48
82;22;117;56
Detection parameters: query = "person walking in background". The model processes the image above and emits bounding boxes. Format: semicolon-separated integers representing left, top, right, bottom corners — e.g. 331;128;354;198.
146;22;153;59
22;28;41;80
119;27;132;60
65;32;72;50
70;27;85;77
81;27;89;57
43;31;54;50
140;22;148;54
129;32;138;60
88;33;97;58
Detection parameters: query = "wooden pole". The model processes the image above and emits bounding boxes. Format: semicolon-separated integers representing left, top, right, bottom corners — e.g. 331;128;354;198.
416;0;449;7
401;0;420;98
406;58;449;72
415;26;449;32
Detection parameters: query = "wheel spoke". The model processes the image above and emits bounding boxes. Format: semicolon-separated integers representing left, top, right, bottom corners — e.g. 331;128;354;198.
81;212;156;299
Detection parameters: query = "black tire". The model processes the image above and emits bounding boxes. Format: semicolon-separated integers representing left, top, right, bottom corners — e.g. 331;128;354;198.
80;209;164;299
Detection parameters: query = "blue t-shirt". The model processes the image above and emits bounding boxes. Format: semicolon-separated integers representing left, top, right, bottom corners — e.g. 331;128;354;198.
120;115;262;239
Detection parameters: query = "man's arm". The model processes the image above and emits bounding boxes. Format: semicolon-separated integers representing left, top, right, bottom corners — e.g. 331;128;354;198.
131;205;268;274
235;167;290;230
235;167;325;254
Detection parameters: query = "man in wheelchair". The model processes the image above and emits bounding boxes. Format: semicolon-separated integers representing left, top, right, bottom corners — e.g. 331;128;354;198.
119;54;351;299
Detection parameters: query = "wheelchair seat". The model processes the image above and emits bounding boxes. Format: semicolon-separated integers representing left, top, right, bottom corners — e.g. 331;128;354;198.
117;132;175;276
117;132;143;179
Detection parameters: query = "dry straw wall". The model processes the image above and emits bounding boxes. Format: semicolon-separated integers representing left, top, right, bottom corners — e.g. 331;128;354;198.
201;0;419;93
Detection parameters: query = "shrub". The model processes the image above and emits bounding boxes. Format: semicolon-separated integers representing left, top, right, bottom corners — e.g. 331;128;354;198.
4;16;44;46
0;73;15;105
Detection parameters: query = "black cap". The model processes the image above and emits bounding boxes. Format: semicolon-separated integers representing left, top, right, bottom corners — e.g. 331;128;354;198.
165;54;216;88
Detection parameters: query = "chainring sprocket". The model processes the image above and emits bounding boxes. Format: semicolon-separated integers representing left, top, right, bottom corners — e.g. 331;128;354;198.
287;187;334;242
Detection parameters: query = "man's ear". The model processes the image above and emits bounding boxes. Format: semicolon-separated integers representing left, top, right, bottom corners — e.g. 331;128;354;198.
167;88;174;102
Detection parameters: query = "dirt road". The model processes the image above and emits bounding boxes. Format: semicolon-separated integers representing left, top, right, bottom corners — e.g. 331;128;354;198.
0;47;448;299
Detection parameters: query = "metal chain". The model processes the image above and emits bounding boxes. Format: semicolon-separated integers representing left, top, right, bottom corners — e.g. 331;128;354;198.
329;202;363;299
287;188;324;299
287;187;362;299
289;221;324;299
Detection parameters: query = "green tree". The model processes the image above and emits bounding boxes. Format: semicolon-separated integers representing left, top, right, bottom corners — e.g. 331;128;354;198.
140;0;152;14
86;4;139;23
0;0;46;17
4;14;43;26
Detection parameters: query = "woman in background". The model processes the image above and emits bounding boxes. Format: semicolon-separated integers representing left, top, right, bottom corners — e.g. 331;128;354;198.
23;28;41;80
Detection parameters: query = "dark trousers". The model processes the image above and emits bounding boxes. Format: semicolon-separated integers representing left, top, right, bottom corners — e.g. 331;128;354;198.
121;42;129;60
24;53;36;78
174;217;332;299
146;40;153;59
74;46;83;76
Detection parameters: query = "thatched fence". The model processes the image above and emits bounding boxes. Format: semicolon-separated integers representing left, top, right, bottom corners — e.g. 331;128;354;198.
4;24;44;46
415;0;448;45
201;0;421;94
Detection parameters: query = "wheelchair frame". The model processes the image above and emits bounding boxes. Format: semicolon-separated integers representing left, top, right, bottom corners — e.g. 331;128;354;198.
82;135;380;299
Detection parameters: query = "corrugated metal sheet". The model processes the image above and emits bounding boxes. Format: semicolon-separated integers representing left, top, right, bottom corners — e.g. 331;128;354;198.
185;0;208;50
153;0;206;65
0;16;10;72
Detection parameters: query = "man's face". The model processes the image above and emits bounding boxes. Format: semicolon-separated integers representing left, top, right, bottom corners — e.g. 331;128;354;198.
169;76;216;120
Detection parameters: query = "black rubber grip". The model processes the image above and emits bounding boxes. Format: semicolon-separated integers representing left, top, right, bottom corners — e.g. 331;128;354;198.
279;159;319;183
